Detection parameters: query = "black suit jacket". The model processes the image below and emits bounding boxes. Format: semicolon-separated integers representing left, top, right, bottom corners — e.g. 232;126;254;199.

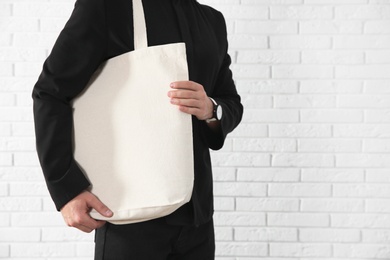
32;0;243;226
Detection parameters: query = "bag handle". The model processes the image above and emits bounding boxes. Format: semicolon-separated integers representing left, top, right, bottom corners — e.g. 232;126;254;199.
133;0;148;49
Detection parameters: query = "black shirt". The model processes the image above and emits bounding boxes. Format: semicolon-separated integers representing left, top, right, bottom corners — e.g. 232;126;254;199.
32;0;243;226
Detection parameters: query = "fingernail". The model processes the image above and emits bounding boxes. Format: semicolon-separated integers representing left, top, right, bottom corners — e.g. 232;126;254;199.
105;210;113;216
167;91;171;97
170;83;175;88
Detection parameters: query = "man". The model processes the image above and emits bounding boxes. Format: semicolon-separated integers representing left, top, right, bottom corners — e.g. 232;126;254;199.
33;0;243;258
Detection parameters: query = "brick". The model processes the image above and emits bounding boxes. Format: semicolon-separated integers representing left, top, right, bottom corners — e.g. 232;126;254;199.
241;0;303;4
0;4;11;16
237;168;300;182
334;183;390;197
217;5;268;19
0;62;13;76
214;212;266;226
13;32;58;47
214;182;267;197
268;213;329;227
0;123;11;136
336;65;390;79
270;6;333;20
336;5;390;19
301;168;364;182
0;108;33;122
211;152;270;167
0;183;8;196
0;93;15;106
243;109;299;123
236;21;298;34
332;213;390;228
334;35;390;49
366;51;390;64
42;227;93;242
298;139;361;152
11;243;75;258
366;169;390;182
12;212;63;227
39;18;68;32
301;109;363;123
228;35;268;49
216;242;268;257
364;139;390;152
269;183;332;197
237;50;300;64
363;229;390;243
0;228;40;242
339;94;390;108
12;122;35;136
76;242;94;257
270;35;332;49
228;123;268;138
235;227;297;241
301;198;364;212
334;124;390;138
300;80;363;93
366;199;390;213
274;95;336;108
0;213;10;227
236;80;299;94
239;95;272;108
0;77;37;92
0;137;35;151
236;198;299;212
215;227;233;241
14;152;40;166
365;21;390;34
272;153;334;167
272;65;333;79
234;138;296;152
14;62;43;77
0;198;41;211
10;182;48;196
300;20;362;34
366;109;390;123
0;18;38;32
334;244;390;258
300;228;360;242
302;50;364;64
212;167;236;181
0;34;11;46
270;243;332;257
269;124;332;138
214;197;235;211
13;3;73;17
0;167;43;182
230;64;270;79
0;245;9;258
0;153;12;166
336;154;390;167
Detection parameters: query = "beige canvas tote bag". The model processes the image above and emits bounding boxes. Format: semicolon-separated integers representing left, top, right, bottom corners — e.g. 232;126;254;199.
72;0;194;224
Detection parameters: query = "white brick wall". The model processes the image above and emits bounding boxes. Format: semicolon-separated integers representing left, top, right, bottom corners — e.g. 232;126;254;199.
1;0;390;259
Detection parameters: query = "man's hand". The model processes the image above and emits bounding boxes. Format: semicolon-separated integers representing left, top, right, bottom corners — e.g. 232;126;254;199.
168;81;214;121
60;191;113;233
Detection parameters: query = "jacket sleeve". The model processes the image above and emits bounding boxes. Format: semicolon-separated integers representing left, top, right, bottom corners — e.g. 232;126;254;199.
32;0;107;211
201;11;243;150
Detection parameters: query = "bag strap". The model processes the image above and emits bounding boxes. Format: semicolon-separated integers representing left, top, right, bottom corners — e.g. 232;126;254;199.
133;0;148;49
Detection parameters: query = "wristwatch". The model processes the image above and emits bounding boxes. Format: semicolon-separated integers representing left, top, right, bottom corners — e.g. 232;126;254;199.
206;97;222;123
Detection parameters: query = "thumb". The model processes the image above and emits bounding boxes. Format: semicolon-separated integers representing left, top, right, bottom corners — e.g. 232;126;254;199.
87;194;113;218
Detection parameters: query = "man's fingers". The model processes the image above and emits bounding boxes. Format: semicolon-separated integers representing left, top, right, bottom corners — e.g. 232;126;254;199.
170;81;201;91
86;193;113;218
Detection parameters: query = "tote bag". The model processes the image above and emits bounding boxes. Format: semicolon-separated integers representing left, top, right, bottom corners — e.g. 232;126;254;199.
71;0;194;224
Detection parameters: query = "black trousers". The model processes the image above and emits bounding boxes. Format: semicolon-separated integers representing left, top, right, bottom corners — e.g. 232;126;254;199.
94;218;215;260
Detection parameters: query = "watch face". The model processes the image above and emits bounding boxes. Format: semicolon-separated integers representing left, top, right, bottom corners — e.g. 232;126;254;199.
216;105;222;120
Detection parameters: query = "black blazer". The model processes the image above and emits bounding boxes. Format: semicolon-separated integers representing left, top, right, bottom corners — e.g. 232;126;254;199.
32;0;243;226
